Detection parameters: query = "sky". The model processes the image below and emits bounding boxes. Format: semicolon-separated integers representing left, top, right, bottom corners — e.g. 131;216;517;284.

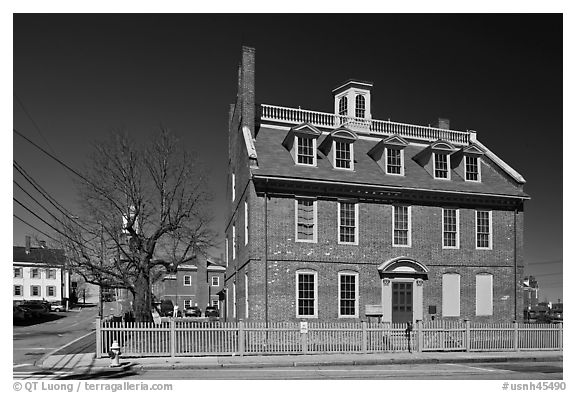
12;14;563;302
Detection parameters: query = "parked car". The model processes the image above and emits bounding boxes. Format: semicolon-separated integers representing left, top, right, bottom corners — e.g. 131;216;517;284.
159;299;175;317
20;301;50;318
50;301;65;312
204;306;219;318
550;303;563;323
13;305;32;323
184;306;202;317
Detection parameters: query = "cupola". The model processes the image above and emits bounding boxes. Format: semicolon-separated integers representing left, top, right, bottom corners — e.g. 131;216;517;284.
332;80;373;131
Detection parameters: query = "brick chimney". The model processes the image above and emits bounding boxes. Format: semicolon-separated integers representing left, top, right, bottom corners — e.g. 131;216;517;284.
25;235;31;254
240;46;256;135
437;118;450;130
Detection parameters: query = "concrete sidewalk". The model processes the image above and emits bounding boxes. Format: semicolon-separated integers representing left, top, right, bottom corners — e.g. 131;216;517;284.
41;350;562;373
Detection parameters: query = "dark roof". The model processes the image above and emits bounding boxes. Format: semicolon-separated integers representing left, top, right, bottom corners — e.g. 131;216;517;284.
13;246;66;266
252;127;528;198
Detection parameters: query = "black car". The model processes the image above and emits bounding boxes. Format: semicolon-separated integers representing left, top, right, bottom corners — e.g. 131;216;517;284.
21;301;50;318
205;306;219;318
184;306;202;317
159;299;174;317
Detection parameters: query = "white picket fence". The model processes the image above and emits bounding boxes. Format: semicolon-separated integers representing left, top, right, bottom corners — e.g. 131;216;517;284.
96;319;563;358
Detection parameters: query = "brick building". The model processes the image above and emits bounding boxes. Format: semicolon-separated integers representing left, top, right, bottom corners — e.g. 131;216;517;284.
224;47;528;324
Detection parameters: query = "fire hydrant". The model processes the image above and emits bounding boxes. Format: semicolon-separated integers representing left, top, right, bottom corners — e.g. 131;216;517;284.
108;340;121;367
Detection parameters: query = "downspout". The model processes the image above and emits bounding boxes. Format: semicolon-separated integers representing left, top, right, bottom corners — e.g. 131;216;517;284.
264;179;269;325
514;208;518;322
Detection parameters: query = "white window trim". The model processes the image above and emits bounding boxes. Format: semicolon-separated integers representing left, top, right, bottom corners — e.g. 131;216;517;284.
184;299;192;308
211;276;220;287
295;135;317;167
433;152;451;180
295;199;318;243
295;270;318;318
232;282;237;318
332;140;354;171
245;273;249;320
338;271;359;318
14;268;22;278
244;201;249;246
465;155;482;183
337;202;359;245
225;238;229;267
183;275;192;286
232;223;236;260
442;273;461;317
475;210;493;250
384;147;405;176
226;287;229;318
392;205;412;248
442;208;460;249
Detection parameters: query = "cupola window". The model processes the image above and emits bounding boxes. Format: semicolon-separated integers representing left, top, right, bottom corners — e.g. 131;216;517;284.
355;95;365;118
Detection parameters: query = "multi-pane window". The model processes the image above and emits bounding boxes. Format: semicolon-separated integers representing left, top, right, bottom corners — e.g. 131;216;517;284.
386;147;402;175
232;223;236;260
339;272;358;317
47;286;56;297
211;276;220;287
296;199;316;242
339;96;348;119
184;299;192;308
296;271;317;317
14;268;22;278
443;208;459;249
31;268;39;279
476;211;492;249
244;201;249;245
14;285;22;296
334;141;352;169
225;238;229;267
434;153;449;179
355;95;365;118
296;136;315;165
31;285;40;296
465;156;479;181
212;299;219;307
339;202;357;244
47;269;56;279
183;275;192;286
393;206;411;246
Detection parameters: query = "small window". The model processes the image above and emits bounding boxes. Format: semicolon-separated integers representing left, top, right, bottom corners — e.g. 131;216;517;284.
442;209;459;249
339;272;358;318
442;273;461;317
184;299;192;308
295;199;317;242
338;202;358;245
296;136;315;166
31;285;40;297
211;276;220;287
476;274;493;316
31;268;40;279
476;211;492;249
434;152;450;179
14;285;23;296
212;299;219;307
47;286;56;297
386;147;403;175
465;156;480;181
339;96;348;119
296;270;317;318
183;275;192;286
355;95;366;118
14;268;22;278
393;205;411;247
334;141;353;170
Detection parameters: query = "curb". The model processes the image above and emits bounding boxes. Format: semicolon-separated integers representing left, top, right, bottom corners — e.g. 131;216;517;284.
38;330;96;369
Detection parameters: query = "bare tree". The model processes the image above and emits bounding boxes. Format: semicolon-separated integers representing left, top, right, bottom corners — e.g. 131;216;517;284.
60;129;214;322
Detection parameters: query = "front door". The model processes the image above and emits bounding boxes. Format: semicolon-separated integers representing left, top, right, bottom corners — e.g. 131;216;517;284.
392;281;413;323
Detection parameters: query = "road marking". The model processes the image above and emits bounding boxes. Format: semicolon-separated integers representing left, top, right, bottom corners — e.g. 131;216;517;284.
446;363;505;373
13;364;34;368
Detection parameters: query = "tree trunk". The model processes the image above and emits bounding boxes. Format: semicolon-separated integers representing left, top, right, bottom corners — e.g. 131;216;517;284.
132;269;153;322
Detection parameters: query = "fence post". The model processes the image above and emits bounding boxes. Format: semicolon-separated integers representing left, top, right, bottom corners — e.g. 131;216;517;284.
238;321;245;356
513;321;519;351
417;320;423;352
170;318;175;358
361;321;367;354
300;322;308;354
464;320;470;352
95;317;102;358
558;323;563;350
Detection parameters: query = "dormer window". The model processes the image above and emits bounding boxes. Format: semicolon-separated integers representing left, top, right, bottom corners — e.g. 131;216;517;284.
355;95;365;118
334;140;352;169
368;135;408;177
386;147;403;175
434;152;450;179
296;135;315;166
465;155;480;181
282;123;321;167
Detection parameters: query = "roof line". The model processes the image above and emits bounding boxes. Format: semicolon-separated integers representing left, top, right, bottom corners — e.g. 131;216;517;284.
253;175;530;200
474;140;526;184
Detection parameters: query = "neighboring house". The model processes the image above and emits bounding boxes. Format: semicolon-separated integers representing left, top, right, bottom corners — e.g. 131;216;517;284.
153;256;225;312
522;275;539;310
224;47;528;324
13;236;69;305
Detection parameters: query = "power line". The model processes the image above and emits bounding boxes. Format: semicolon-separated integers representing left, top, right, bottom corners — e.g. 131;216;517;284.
14;180;71;230
14;93;57;156
14;214;59;243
